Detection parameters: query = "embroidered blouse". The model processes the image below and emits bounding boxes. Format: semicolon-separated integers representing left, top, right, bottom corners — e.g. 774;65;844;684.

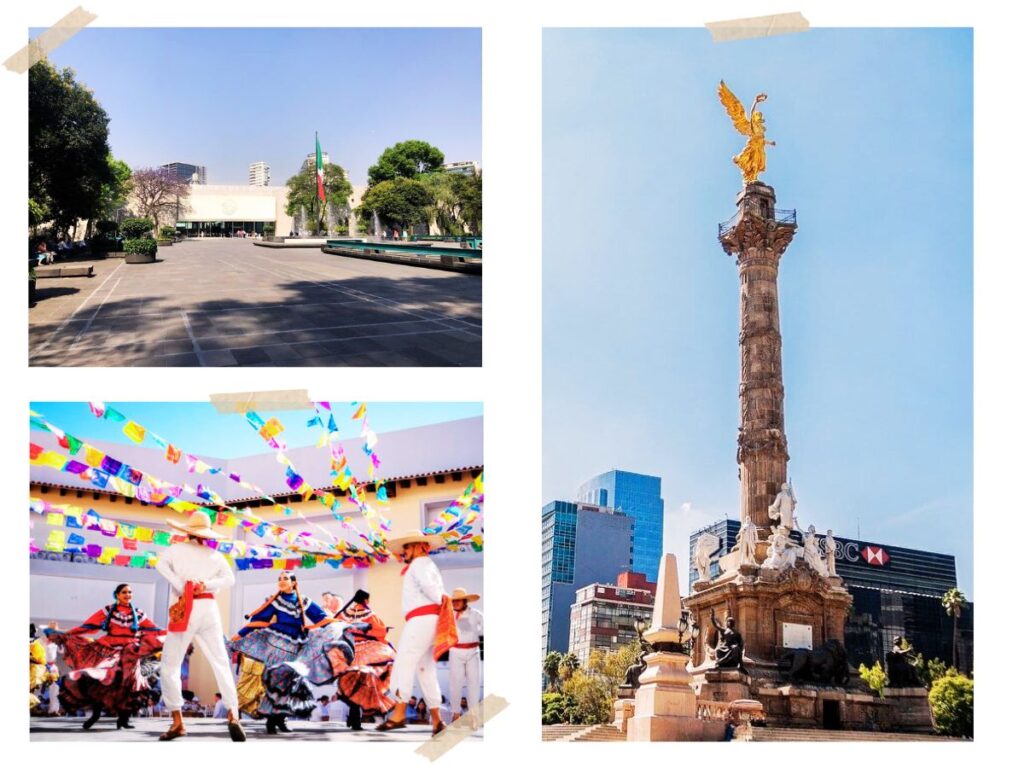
68;604;161;640
236;592;331;640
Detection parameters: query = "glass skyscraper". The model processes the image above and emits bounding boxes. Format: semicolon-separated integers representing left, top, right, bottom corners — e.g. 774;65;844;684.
577;470;664;582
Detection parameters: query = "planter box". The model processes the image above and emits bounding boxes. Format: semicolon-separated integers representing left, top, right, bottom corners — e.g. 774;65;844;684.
125;252;157;264
157;239;173;246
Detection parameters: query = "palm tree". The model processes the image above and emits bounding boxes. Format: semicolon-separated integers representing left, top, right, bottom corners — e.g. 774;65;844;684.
558;652;580;684
543;651;563;692
941;588;966;671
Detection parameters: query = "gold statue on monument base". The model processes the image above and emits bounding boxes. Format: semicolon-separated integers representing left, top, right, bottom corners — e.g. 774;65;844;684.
718;80;775;185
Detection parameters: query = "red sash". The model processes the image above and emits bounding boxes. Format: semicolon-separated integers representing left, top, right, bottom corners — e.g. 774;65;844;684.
168;583;214;632
405;603;441;622
454;642;479;649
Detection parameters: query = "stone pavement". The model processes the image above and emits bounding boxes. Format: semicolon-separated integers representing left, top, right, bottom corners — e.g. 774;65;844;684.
30;715;483;742
29;239;482;367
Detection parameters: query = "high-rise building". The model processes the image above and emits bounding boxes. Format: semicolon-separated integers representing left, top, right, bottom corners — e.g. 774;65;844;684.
248;161;271;186
567;571;657;667
304;151;331;170
687;519;973;670
443;161;481;176
160;162;207;185
576;470;664;582
541;501;633;655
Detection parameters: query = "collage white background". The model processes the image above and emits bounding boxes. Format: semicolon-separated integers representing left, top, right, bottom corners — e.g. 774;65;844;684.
3;0;1015;762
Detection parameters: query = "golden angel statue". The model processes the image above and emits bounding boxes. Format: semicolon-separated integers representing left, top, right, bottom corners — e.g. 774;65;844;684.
718;80;775;185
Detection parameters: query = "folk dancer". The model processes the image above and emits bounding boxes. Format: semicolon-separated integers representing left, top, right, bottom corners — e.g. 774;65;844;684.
328;589;397;730
44;584;164;730
448;587;483;728
155;511;245;741
376;531;458;735
230;570;354;735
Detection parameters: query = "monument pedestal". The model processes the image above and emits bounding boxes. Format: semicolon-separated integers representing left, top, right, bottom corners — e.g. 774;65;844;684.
627;651;700;741
884;687;934;732
693;668;752;703
612;696;635;732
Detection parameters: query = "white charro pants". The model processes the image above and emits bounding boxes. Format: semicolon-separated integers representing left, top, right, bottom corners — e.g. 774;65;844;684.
390;614;441;709
448;646;481;709
159;599;238;714
47;680;60;713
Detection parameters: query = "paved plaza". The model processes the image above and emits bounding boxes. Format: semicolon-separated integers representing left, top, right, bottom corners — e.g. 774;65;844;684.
30;715;482;742
29;240;482;367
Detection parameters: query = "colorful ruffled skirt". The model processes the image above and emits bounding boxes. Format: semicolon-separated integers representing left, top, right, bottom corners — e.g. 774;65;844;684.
231;623;357;716
52;634;163;715
331;637;396;714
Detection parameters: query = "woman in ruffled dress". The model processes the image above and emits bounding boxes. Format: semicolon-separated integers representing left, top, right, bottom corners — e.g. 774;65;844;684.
230;571;355;734
326;589;396;729
45;584;164;730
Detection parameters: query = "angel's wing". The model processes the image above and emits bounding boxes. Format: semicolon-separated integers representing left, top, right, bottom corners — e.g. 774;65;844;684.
718;80;752;137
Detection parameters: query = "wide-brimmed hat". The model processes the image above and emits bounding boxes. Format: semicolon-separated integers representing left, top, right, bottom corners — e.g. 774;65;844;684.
167;511;224;540
450;587;480;603
387;530;445;554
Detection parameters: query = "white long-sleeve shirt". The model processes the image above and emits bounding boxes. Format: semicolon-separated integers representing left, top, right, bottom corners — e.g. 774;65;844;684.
401;555;445;615
155;541;235;598
454;607;484;644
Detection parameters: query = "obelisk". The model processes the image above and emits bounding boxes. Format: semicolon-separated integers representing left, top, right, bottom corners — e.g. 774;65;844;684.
717;182;797;528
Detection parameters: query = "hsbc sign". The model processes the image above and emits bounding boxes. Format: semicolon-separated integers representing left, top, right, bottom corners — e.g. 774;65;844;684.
829;538;892;568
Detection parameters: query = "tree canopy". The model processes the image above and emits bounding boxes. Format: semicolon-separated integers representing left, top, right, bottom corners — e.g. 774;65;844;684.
419;171;483;235
131;168;191;235
358;178;434;233
97;156;133;221
29;58;113;234
367;140;445;186
285;162;353;235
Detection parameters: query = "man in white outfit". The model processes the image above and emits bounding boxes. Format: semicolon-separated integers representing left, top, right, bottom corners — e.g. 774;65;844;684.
377;530;451;735
447;587;483;728
155;511;245;741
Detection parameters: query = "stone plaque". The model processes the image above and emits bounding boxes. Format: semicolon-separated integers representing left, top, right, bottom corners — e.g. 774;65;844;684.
782;622;812;650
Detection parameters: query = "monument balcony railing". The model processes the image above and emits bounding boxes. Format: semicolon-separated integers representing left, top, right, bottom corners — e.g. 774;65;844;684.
717;208;797;238
695;701;732;721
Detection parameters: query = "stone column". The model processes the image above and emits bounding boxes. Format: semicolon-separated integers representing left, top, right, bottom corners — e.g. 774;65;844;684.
718;182;797;528
627;554;703;741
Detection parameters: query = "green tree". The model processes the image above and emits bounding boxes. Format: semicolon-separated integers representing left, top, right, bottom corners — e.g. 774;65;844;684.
928;671;973;738
419;171;483;236
543;651;563;692
29;58;113;236
563;670;613;725
912;657;950;690
358;178;433;234
131;168;191;236
858;661;888;697
367;140;445;187
97;156;133;221
541;692;573;724
941;588;966;671
285;161;352;235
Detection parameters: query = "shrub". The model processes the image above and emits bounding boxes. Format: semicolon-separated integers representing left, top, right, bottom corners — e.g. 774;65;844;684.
121;217;154;238
563;671;613;724
124;238;157;258
858;661;888;697
541;692;573;725
158;225;176;239
929;672;973;738
96;220;118;235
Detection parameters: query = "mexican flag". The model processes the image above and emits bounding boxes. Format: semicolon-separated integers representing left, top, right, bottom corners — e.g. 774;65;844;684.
315;133;326;202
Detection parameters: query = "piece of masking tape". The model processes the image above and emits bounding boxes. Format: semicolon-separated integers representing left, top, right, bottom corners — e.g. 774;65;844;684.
209;390;312;414
4;6;97;74
415;694;508;761
706;11;810;43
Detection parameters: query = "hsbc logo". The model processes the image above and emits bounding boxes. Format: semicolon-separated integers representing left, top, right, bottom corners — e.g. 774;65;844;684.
860;545;890;566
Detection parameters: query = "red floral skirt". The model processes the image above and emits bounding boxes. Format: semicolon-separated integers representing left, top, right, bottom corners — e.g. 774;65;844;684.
55;634;163;714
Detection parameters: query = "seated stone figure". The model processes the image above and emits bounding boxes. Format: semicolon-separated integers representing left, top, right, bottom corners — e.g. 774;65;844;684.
709;611;747;673
885;636;920;687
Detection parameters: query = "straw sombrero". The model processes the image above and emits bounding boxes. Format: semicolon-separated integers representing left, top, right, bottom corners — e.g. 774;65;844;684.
167;511;224;540
450;587;480;603
387;530;445;554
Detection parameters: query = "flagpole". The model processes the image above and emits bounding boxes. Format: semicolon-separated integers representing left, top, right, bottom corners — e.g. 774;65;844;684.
312;131;319;237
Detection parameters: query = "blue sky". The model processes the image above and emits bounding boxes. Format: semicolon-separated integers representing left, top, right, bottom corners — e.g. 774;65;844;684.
543;29;973;597
30;401;482;458
39;28;481;186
